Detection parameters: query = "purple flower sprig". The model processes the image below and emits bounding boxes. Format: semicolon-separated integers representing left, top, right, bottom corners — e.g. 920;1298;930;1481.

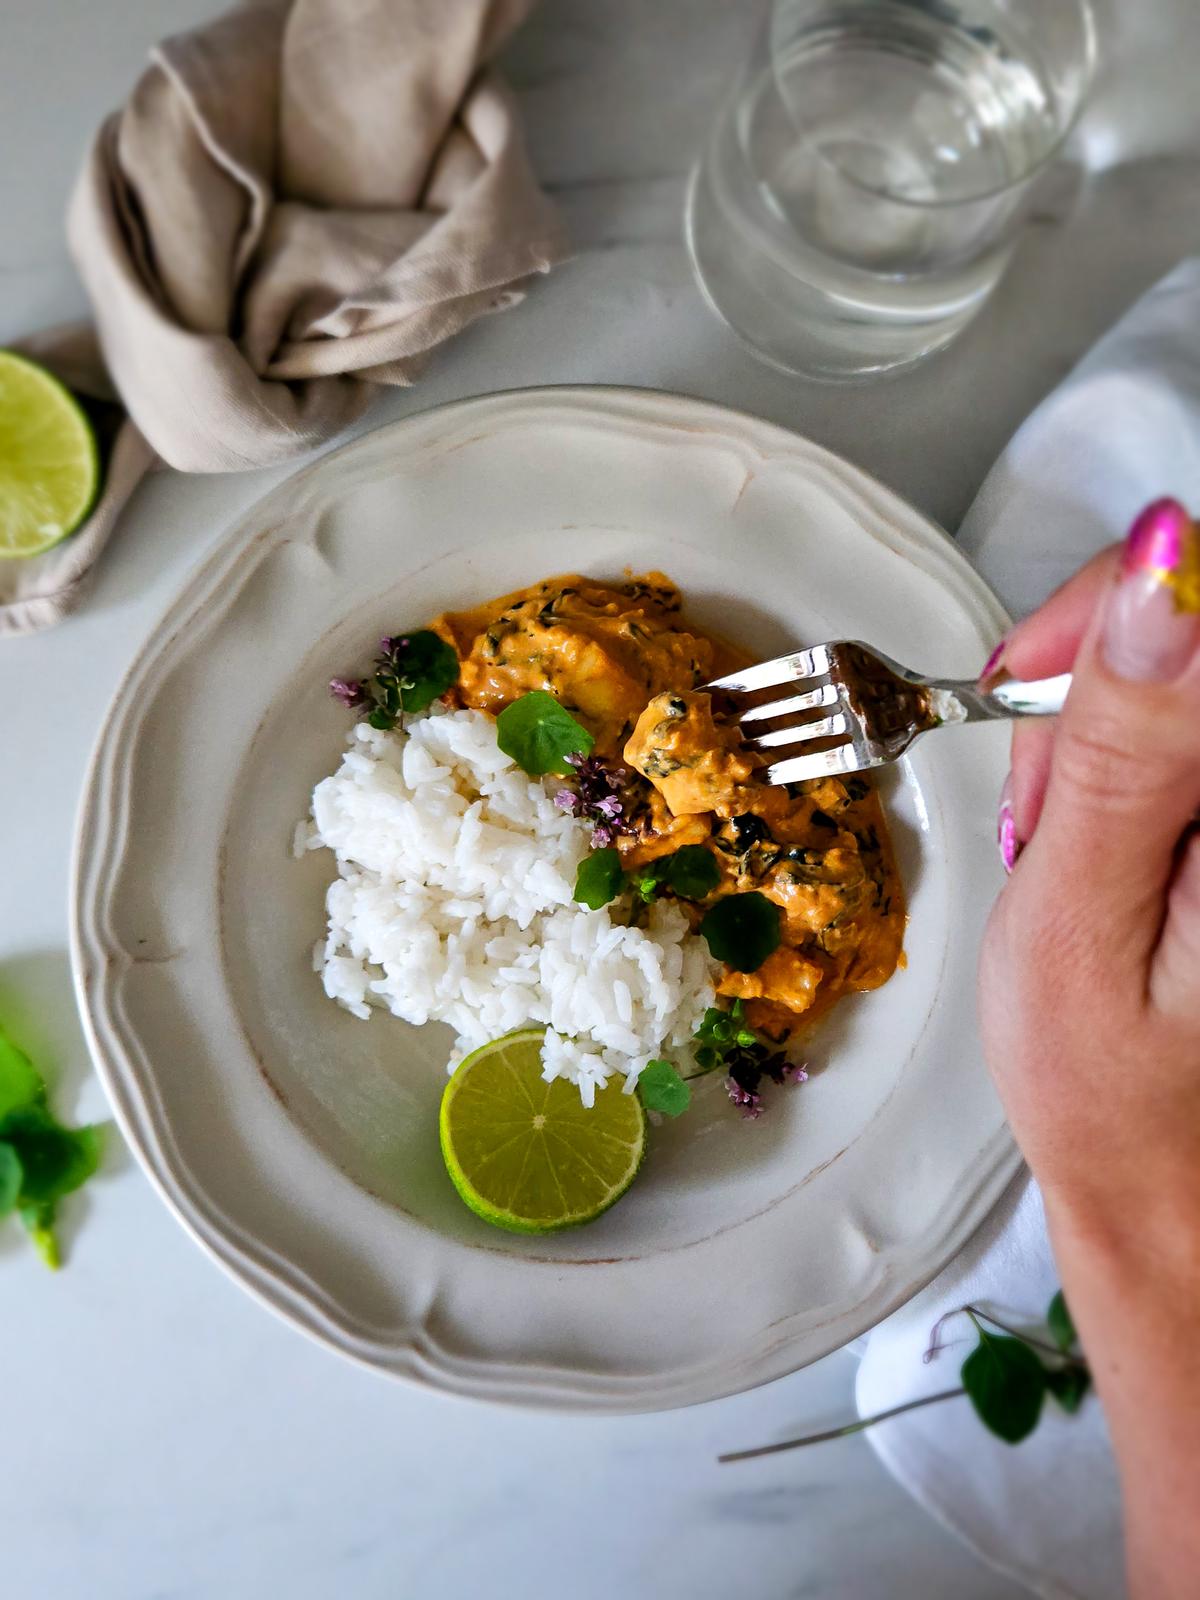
693;1000;807;1120
554;753;632;847
329;630;459;731
330;677;367;710
725;1050;807;1120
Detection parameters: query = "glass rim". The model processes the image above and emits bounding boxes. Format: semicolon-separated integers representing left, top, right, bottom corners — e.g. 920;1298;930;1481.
776;0;1098;213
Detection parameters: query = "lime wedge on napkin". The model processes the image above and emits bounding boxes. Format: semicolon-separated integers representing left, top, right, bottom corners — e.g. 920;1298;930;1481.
0;350;100;559
439;1029;645;1234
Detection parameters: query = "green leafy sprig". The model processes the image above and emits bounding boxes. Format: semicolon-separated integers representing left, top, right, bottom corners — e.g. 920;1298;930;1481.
633;845;720;905
632;1001;806;1122
693;999;804;1118
0;1028;104;1269
692;998;760;1071
719;1293;1091;1462
330;630;459;730
573;843;723;914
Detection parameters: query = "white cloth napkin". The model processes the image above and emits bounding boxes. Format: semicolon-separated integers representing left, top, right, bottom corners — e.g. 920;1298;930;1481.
856;257;1200;1600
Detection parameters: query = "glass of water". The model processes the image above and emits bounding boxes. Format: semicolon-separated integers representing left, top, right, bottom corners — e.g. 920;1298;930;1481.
686;0;1096;380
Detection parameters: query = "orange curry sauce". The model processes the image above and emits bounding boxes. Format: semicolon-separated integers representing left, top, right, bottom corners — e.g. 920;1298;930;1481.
432;575;905;1042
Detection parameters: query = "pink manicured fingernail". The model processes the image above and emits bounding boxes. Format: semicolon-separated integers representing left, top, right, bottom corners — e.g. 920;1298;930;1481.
978;636;1008;688
1103;499;1200;682
997;774;1019;874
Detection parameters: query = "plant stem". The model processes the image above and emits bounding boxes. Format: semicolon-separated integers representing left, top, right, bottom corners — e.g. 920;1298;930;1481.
718;1387;965;1463
964;1304;1087;1364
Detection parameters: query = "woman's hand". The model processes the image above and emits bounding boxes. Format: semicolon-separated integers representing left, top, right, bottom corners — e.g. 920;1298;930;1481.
977;500;1200;1599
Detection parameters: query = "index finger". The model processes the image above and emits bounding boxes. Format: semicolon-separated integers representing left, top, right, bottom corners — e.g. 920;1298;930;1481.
983;546;1120;687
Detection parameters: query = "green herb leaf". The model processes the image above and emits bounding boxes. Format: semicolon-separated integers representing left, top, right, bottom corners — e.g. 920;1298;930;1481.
1047;1289;1077;1353
699;892;782;972
0;1142;23;1215
20;1202;60;1271
573;847;626;910
633;859;670;903
660;845;720;901
0;1106;103;1205
0;1024;106;1268
0;1029;44;1119
388;631;460;715
694;1000;759;1066
637;1060;691;1117
496;691;595;776
1045;1364;1090;1414
633;846;720;905
695;1005;734;1049
960;1323;1047;1444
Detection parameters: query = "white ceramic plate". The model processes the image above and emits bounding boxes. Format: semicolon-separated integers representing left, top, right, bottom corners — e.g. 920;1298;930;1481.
72;387;1017;1411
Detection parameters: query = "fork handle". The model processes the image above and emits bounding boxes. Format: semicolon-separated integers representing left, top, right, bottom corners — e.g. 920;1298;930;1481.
926;672;1072;724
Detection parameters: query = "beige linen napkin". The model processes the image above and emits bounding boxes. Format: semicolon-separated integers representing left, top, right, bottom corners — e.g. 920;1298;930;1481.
1;0;566;637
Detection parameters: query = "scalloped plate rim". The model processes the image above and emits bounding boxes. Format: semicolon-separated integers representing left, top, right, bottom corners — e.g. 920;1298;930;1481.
70;384;1020;1411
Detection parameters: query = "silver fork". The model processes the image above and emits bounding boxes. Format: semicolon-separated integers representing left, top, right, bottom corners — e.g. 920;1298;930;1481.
708;642;1070;786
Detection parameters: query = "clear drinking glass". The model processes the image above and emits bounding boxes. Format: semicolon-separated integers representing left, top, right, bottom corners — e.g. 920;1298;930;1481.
686;0;1096;380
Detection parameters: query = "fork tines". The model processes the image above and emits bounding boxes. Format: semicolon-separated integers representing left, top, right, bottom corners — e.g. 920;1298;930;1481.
708;645;833;696
708;644;870;786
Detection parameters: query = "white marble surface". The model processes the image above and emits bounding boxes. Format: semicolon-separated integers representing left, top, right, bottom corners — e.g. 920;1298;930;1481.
2;2;1198;1595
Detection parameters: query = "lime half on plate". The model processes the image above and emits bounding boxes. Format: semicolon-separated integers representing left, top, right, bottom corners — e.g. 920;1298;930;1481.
440;1029;646;1234
0;350;100;559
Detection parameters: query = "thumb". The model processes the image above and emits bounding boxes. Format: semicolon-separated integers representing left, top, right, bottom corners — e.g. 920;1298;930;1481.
1154;828;1200;1020
1023;500;1200;971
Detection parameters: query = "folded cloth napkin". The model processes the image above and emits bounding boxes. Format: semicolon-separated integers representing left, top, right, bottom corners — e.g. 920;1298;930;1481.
856;257;1200;1600
1;0;567;637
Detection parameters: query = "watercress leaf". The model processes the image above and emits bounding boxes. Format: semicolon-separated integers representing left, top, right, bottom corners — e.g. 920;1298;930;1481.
633;864;672;902
693;1003;771;1076
0;1141;23;1215
0;1106;104;1205
366;705;396;731
0;1029;44;1119
699;892;782;972
695;1012;728;1060
637;1060;691;1117
961;1326;1047;1444
695;1008;725;1045
20;1201;60;1271
573;847;626;910
661;845;720;901
496;691;595;776
1045;1365;1090;1414
1047;1289;1077;1352
391;631;460;713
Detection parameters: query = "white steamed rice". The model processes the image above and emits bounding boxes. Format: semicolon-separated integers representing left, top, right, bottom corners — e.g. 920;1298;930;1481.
299;707;719;1105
